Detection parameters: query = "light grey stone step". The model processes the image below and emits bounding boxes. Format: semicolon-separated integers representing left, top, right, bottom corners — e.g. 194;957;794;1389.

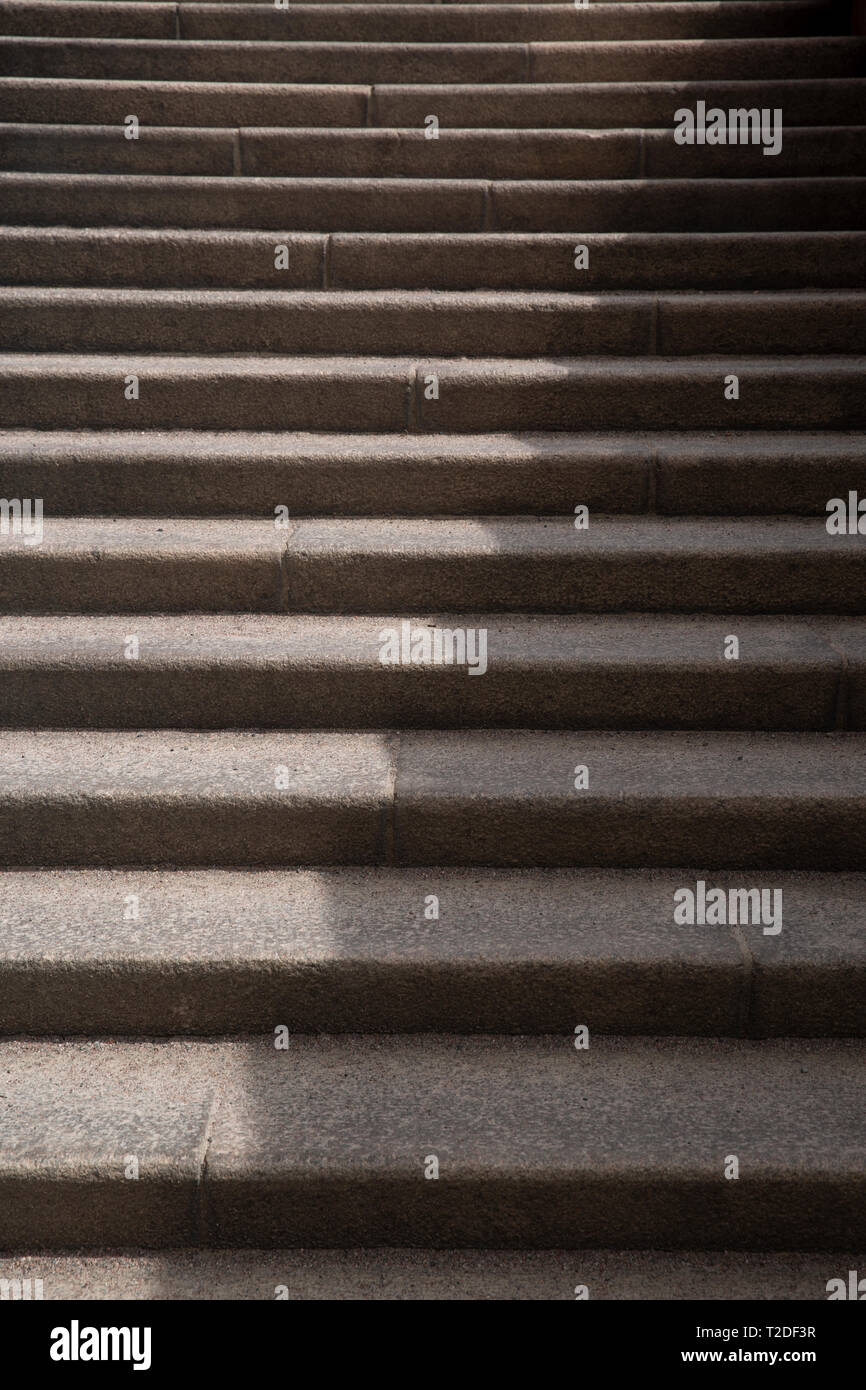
0;613;850;730
1;867;863;1035
0;354;862;430
0;1035;862;1247
1;429;860;516
3;172;861;232
1;516;864;614
0;1;837;43
0;729;861;867
3;76;861;129
1;36;861;84
2;288;864;356
0;1246;859;1300
2;229;864;291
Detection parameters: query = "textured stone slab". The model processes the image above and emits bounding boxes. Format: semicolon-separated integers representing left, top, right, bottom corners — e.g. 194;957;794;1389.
1;1247;860;1300
0;429;857;517
2;288;863;356
0;730;394;864
205;1035;866;1247
0;353;413;428
0;865;746;1034
2;77;862;130
281;516;866;613
392;730;866;868
0;518;287;613
0;613;843;729
0;1039;219;1245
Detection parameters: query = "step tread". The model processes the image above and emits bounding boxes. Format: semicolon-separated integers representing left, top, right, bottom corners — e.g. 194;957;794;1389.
1;513;861;553
0;611;849;661
3;429;861;517
0;1247;860;1301
1;1033;863;1245
1;867;863;1036
3;724;863;771
0;613;853;733
1;1033;862;1171
3;76;863;132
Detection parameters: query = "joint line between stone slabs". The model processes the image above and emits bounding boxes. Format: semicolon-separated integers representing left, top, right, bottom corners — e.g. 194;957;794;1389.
196;1092;221;1247
385;730;403;867
730;923;756;1039
811;621;852;732
482;181;493;232
232;129;242;178
322;233;333;289
366;85;376;128
407;363;420;432
278;516;300;612
647;445;658;513
650;294;660;356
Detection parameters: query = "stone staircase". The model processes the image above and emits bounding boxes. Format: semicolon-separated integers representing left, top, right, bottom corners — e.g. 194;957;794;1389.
0;0;864;1300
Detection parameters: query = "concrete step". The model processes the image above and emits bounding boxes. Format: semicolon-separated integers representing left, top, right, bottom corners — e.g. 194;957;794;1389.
1;867;864;1035
1;517;864;614
3;228;864;291
1;353;861;430
273;518;866;614
2;36;861;84
3;288;864;356
0;1035;862;1246
1;429;861;516
2;124;862;179
369;76;866;128
3;172;861;231
0;728;861;867
65;0;837;6
0;2;838;43
0;614;853;730
3;77;861;129
1;1247;862;1300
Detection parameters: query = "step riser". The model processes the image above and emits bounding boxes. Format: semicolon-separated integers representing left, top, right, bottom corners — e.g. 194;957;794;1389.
1;360;861;430
4;432;861;517
0;959;752;1035
2;1174;862;1249
4;175;861;231
1;544;863;615
2;126;862;179
2;38;861;84
206;1177;866;1250
3;230;865;292
0;664;842;731
3;78;861;129
1;2;838;43
3;292;863;356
